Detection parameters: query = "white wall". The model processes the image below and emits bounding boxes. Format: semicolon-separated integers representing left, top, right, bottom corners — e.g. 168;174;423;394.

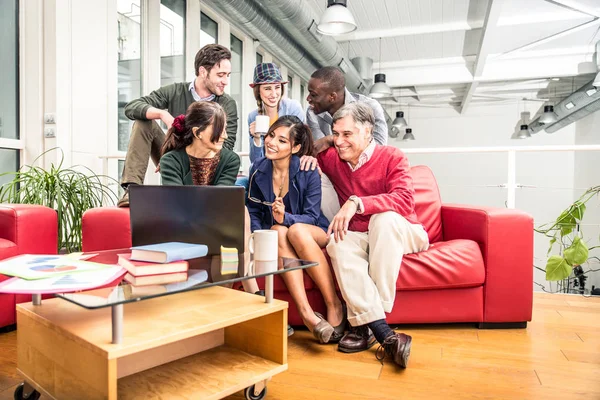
575;110;600;292
382;101;583;292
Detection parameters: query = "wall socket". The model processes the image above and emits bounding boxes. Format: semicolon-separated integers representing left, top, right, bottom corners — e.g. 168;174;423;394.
44;127;56;138
44;113;56;124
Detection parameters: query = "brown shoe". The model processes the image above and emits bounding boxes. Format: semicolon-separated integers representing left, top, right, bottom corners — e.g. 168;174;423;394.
337;325;377;353
312;312;334;344
376;332;412;368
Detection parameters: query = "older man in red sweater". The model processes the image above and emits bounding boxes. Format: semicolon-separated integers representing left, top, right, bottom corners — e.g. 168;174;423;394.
317;102;429;368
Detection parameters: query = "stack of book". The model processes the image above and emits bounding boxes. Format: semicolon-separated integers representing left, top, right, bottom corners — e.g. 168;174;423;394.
119;242;208;286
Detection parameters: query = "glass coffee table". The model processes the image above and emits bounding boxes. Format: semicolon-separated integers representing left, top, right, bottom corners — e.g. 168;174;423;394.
15;249;317;400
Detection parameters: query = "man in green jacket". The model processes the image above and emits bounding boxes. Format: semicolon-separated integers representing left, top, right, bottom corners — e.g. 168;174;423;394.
118;44;238;207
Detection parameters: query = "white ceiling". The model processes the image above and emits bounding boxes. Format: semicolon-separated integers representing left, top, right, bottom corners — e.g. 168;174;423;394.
306;0;600;112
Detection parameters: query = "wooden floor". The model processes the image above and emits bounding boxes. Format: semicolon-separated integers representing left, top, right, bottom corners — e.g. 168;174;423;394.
1;292;599;399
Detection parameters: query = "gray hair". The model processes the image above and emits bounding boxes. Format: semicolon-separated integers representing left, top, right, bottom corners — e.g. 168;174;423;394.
332;102;375;132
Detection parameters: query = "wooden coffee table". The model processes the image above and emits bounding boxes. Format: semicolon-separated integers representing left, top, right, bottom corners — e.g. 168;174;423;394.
17;286;287;400
14;251;316;399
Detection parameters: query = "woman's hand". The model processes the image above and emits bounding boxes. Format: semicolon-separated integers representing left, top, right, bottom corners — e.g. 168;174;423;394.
249;121;262;146
272;197;285;224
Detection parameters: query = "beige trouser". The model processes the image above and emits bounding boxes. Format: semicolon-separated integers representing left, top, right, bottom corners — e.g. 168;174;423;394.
121;120;165;186
327;212;429;327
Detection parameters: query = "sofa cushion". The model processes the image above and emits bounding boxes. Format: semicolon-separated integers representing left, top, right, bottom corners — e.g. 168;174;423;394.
411;165;443;244
0;238;18;261
82;207;132;252
398;239;485;291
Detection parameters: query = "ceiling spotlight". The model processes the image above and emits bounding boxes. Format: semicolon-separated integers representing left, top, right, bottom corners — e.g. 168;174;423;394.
392;111;407;129
539;105;557;124
586;87;598;96
402;128;415;141
317;0;357;35
565;102;575;110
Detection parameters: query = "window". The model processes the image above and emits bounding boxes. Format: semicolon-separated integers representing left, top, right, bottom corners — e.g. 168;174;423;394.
117;0;142;152
200;12;217;46
230;34;243;151
160;0;186;87
0;0;18;141
0;0;19;184
288;75;293;100
256;52;263;66
301;84;306;105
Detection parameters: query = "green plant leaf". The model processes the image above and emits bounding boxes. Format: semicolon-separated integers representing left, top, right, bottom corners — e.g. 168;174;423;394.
564;236;589;265
547;237;557;256
545;255;571;281
557;209;576;236
572;201;586;221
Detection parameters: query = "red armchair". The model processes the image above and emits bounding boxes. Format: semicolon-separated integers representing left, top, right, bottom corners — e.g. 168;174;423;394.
80;166;534;328
0;204;58;329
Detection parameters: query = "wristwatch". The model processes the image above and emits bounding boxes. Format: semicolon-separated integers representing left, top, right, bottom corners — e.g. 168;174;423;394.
347;195;363;214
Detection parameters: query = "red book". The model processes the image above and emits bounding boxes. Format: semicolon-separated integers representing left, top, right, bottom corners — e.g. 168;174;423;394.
117;253;188;277
123;271;187;286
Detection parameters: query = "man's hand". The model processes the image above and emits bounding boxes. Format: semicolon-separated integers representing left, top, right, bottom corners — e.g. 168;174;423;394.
272;197;285;224
299;155;319;171
160;111;175;129
327;200;358;243
314;136;334;154
249;121;262;146
155;164;161;173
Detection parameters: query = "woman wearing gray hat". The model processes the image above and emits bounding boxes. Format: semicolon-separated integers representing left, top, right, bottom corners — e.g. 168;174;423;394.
248;63;306;164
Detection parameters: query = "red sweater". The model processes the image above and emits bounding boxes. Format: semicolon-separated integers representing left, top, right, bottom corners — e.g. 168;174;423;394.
318;145;420;232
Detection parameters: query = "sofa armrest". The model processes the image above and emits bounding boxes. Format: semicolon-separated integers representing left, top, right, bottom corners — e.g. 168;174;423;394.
0;204;58;255
441;204;533;323
82;207;132;252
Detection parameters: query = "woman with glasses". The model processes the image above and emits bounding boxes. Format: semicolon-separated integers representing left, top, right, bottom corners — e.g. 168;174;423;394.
247;115;346;344
160;101;260;295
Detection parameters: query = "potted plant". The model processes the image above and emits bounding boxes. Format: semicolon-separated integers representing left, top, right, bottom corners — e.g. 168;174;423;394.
0;148;118;253
535;185;599;292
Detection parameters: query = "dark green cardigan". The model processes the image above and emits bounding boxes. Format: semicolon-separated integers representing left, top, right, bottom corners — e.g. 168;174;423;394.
160;148;240;186
123;82;238;150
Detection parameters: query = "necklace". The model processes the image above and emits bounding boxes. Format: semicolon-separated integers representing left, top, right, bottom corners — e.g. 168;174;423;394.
274;169;288;198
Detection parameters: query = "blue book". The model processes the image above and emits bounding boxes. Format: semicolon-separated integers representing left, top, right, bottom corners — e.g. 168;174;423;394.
130;242;208;263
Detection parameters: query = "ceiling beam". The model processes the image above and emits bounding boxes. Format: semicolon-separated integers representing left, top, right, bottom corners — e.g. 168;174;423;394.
496;18;600;58
544;0;600;18
460;82;479;114
460;0;503;114
335;21;482;42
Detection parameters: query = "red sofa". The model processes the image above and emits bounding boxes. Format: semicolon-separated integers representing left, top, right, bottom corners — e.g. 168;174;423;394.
0;204;58;329
81;166;534;328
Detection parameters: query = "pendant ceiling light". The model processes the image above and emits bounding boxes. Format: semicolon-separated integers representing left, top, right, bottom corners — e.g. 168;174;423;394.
392;111;407;129
516;124;531;139
369;37;392;99
317;0;357;36
539;105;557;124
402;128;415;141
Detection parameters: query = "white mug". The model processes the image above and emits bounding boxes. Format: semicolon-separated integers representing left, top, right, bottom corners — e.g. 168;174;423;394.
249;259;278;275
254;115;270;135
249;229;278;261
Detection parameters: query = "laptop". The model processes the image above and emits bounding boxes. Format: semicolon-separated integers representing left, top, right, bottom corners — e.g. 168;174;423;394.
128;185;245;256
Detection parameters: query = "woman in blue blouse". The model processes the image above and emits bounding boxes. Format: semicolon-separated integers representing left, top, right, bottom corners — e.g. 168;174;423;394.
247;115;346;344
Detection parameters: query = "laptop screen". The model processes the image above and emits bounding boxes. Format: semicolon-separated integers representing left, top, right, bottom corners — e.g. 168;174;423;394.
129;185;245;256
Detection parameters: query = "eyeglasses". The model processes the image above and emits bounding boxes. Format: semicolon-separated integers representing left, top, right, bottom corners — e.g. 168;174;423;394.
247;170;274;206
